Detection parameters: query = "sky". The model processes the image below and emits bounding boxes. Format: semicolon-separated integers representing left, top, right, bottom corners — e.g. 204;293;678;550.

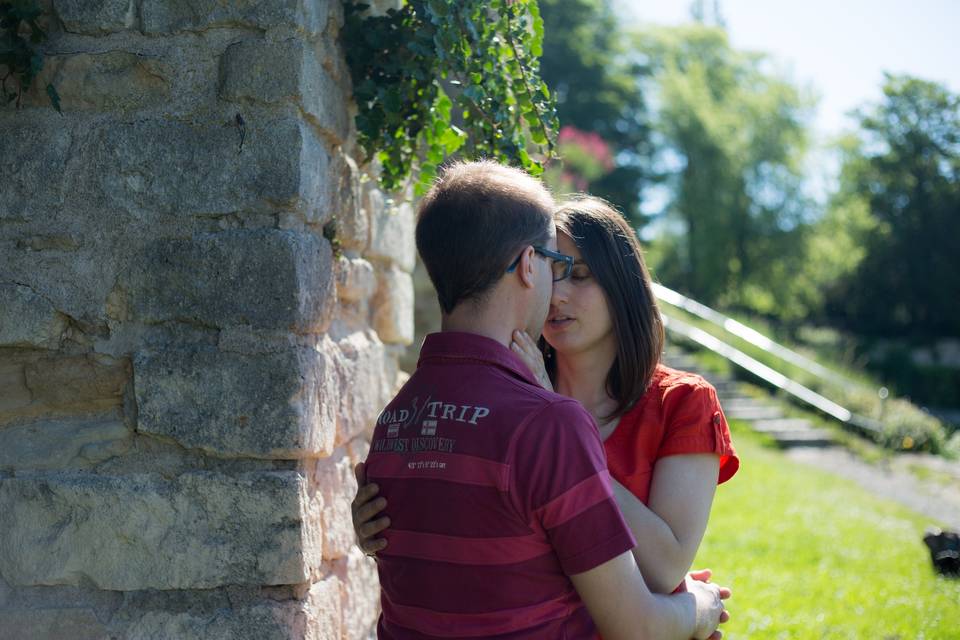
619;0;960;141
613;0;960;206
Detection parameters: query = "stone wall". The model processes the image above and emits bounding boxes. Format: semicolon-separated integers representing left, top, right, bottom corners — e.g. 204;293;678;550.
0;1;413;638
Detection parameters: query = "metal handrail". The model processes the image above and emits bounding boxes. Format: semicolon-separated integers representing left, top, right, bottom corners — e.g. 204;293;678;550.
662;314;882;435
652;282;855;389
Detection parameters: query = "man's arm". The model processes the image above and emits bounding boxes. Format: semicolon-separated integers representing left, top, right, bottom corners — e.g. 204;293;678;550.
570;551;730;640
612;454;719;593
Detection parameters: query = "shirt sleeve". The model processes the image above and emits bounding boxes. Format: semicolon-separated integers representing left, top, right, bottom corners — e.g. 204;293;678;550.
509;400;637;576
658;378;740;484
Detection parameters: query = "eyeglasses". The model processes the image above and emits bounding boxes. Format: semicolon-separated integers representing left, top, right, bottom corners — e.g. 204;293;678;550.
505;245;575;282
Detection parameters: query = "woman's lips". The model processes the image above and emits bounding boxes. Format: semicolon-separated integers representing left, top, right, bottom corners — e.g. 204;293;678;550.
548;316;574;329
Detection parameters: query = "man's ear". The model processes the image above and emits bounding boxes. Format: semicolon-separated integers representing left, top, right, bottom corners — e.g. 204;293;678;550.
517;245;537;289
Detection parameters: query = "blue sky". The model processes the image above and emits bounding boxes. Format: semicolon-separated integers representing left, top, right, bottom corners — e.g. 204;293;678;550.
621;0;960;141
613;0;960;209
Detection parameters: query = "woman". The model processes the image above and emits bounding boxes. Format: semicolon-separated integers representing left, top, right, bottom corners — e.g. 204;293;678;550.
353;195;739;595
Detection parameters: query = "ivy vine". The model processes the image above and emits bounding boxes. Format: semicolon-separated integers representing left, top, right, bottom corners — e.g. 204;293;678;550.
0;0;59;111
342;0;558;195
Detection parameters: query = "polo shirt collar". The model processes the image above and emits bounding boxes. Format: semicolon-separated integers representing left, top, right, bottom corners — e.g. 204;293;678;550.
417;331;540;387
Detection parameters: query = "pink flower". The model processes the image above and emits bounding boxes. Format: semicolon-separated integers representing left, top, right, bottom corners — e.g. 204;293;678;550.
557;126;614;171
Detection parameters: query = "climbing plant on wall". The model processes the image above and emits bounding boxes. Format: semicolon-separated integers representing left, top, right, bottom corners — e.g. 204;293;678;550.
342;0;558;194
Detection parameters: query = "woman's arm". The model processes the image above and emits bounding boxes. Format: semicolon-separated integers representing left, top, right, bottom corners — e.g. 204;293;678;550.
612;454;719;594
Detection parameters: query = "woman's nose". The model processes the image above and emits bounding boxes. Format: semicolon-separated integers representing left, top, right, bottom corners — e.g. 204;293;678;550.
550;279;569;304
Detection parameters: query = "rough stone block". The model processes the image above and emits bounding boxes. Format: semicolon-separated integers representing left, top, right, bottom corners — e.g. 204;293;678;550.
120;601;304;640
220;36;351;149
131;229;335;334
0;471;310;590
0;359;31;417
368;199;416;272
333;331;393;445
53;0;135;34
143;0;328;35
30;52;171;111
305;573;343;640
78;116;330;220
220;38;304;104
0;608;109;640
333;154;367;252
0;352;130;426
0;417;130;472
372;268;414;346
0;116;73;221
335;548;380;640
313;448;356;560
26;352;128;410
0;283;66;349
335;257;376;303
134;344;337;459
345;436;371;468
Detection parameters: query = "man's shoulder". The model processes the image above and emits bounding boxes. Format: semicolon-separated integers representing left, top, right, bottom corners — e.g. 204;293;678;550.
512;395;597;449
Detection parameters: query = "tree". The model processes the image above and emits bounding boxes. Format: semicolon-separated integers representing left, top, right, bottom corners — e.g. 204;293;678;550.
538;0;654;222
635;24;813;314
824;74;960;338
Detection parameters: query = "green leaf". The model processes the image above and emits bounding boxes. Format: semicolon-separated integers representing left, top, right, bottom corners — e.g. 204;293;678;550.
440;125;466;154
341;0;557;191
435;90;452;121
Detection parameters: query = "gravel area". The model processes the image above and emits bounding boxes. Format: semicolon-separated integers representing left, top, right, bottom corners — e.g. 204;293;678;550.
786;446;960;531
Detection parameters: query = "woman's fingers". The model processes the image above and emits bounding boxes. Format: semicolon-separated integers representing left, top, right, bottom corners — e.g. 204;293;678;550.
512;330;553;391
517;329;538;353
688;568;713;583
352;481;380;511
359;516;391;539
512;331;543;364
521;330;538;349
510;340;533;364
361;538;388;554
355;497;388;527
351;462;390;556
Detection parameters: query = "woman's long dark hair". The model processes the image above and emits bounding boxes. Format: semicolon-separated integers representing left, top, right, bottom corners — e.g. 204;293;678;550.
542;195;664;421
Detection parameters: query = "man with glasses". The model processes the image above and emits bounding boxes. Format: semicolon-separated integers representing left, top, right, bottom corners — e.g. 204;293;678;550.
358;160;728;639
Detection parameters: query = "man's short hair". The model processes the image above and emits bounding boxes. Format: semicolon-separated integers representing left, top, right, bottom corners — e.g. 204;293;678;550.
415;160;555;314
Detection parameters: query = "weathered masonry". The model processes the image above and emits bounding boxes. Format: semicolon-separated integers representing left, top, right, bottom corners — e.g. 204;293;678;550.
0;1;413;637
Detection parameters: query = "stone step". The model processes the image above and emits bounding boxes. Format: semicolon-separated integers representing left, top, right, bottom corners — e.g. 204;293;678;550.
662;359;701;373
763;429;836;448
710;380;740;393
722;400;784;421
727;407;784;421
752;418;815;432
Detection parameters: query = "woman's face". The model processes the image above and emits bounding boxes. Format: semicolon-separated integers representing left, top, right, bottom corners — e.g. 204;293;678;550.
542;232;616;357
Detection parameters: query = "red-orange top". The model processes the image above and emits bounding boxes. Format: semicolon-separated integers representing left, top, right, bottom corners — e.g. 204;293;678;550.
603;364;740;505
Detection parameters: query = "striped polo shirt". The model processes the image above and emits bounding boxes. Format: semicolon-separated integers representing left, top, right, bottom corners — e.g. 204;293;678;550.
364;332;636;639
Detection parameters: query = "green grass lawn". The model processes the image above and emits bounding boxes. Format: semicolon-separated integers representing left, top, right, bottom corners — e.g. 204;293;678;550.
695;424;960;639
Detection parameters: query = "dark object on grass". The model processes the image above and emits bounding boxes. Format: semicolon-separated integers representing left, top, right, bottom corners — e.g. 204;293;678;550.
923;527;960;577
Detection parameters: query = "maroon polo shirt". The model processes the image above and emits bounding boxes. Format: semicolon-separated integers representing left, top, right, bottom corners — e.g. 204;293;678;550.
364;331;636;639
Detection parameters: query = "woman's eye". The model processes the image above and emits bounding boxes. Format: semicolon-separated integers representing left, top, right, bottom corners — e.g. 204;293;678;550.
571;270;591;281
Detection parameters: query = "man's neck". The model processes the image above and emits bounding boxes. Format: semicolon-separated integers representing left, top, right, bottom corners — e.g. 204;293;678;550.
440;310;517;349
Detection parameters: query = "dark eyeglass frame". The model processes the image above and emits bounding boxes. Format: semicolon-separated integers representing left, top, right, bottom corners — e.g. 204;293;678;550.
505;245;575;282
